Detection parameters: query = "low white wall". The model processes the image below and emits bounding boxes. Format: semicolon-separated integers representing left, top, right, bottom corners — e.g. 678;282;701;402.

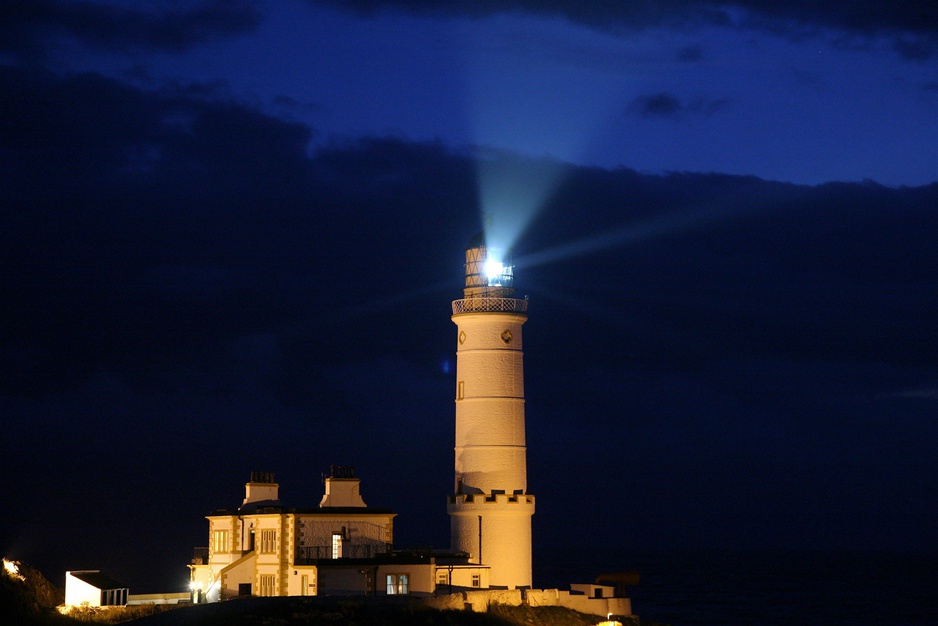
127;592;190;605
527;588;632;617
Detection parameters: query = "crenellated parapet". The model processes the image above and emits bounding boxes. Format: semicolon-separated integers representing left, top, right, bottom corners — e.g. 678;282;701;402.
447;493;535;508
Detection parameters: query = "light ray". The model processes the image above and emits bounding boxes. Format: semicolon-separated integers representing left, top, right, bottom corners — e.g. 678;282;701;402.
475;150;570;255
516;200;754;270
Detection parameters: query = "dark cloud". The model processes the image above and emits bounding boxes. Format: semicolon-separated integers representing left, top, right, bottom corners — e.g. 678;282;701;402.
628;91;728;118
630;92;683;117
315;0;938;57
893;36;936;60
0;0;261;61
2;67;937;590
676;43;705;62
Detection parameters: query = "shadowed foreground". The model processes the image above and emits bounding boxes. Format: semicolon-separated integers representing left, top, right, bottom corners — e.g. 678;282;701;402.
129;596;638;626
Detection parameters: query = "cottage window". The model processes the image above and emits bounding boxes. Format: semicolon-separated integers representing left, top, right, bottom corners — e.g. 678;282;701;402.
212;530;228;553
260;530;277;553
386;573;409;595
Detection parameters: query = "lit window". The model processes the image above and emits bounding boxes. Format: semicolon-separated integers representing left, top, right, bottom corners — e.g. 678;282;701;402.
212;530;228;553
386;573;409;595
260;530;277;553
331;532;343;559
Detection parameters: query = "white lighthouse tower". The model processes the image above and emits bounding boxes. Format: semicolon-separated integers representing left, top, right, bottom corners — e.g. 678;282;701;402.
448;232;535;589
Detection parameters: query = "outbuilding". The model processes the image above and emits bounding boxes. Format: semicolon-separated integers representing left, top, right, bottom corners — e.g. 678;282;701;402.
65;570;128;607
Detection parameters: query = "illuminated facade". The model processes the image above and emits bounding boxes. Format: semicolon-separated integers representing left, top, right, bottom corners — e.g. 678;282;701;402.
448;233;535;589
182;237;635;617
189;469;425;600
64;570;128;607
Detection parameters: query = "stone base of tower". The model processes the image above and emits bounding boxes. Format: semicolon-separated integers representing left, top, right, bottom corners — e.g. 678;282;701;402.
448;492;535;589
423;588;633;620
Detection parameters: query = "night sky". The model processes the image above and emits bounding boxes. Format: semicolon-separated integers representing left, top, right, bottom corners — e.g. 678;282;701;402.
2;1;937;594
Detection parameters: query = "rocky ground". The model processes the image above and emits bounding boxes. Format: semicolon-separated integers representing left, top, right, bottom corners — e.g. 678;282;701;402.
3;559;655;626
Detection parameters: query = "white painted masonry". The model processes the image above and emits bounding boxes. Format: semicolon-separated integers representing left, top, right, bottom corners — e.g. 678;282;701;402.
448;235;535;589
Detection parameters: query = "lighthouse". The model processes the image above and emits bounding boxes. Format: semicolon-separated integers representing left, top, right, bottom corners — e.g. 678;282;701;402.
448;232;535;589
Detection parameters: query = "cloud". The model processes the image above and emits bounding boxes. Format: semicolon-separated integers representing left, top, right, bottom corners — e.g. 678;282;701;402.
676;43;705;62
628;91;729;118
3;65;938;585
4;67;936;398
315;0;938;58
0;0;261;61
630;92;683;117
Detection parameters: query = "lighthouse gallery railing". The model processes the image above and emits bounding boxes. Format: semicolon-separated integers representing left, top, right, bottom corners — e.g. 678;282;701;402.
452;297;528;315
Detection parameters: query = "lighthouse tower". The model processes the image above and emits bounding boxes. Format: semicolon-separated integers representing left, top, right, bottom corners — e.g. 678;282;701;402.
448;233;535;589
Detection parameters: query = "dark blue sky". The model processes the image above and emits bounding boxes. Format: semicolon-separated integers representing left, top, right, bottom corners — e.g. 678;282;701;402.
1;0;937;593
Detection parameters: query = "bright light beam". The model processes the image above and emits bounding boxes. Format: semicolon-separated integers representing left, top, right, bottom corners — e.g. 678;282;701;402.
484;258;505;280
514;200;756;271
460;14;643;255
475;150;570;255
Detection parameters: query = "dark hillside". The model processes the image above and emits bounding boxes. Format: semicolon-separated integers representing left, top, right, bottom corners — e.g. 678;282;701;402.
0;559;68;625
130;596;642;626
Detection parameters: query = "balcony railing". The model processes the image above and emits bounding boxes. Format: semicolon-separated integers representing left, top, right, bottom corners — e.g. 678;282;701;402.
452;297;528;315
293;544;389;565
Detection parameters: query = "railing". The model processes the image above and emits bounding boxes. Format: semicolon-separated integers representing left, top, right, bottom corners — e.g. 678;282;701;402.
293;543;390;564
452;297;528;315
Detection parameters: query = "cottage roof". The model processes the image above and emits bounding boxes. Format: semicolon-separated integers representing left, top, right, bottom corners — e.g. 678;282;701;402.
69;570;127;590
209;506;395;516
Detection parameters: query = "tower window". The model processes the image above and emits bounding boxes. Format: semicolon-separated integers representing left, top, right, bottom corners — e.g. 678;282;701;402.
457;381;465;400
331;533;343;559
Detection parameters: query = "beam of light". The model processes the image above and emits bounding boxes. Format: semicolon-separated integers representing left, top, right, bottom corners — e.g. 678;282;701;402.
459;14;641;257
474;149;570;256
514;200;754;271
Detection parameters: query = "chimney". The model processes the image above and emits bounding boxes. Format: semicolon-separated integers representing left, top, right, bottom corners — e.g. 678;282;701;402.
241;471;280;509
319;465;367;508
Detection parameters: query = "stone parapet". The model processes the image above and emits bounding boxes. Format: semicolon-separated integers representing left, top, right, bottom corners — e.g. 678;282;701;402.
447;493;535;508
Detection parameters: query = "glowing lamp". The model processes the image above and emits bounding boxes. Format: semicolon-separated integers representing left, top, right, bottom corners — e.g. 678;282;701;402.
484;258;505;282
